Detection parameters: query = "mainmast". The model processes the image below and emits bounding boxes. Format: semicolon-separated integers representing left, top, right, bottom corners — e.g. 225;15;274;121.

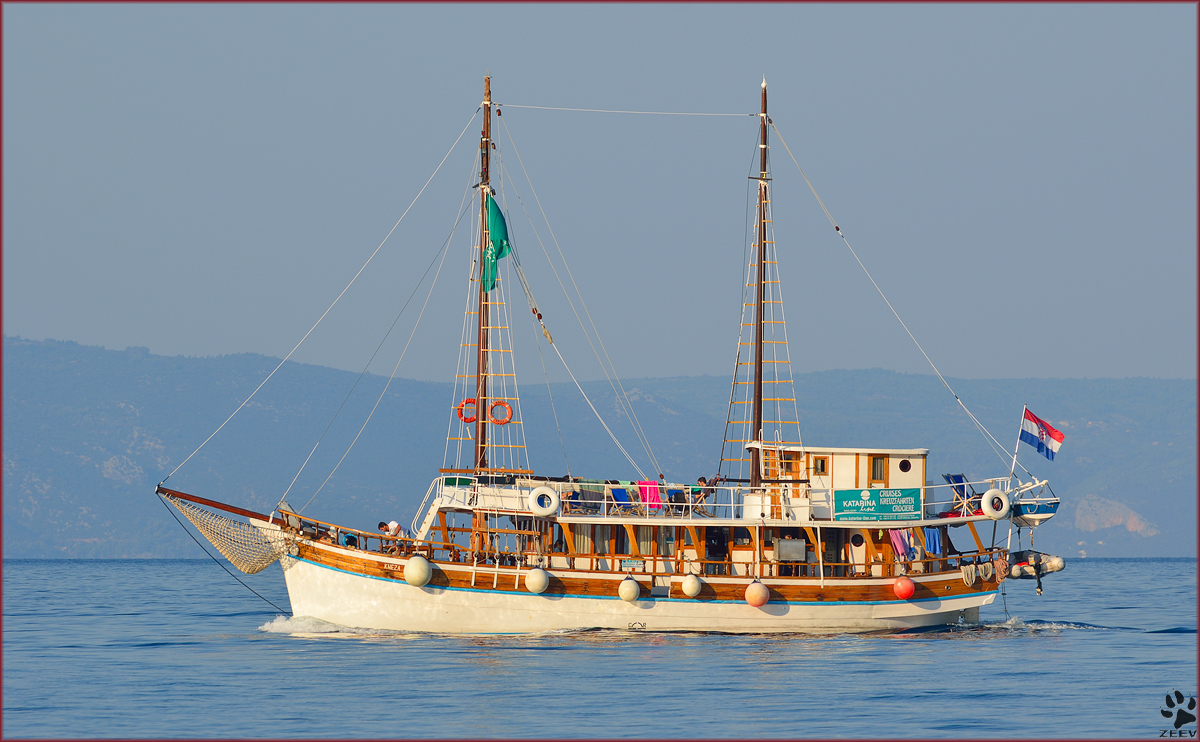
474;76;492;472
751;78;768;489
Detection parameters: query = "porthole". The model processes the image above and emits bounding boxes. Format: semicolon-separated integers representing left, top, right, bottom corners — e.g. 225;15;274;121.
899;459;912;473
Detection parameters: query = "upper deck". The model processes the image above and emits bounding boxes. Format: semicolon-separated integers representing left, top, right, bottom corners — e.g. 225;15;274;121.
412;465;1038;540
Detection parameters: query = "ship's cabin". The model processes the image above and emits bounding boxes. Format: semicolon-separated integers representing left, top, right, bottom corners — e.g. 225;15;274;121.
278;443;1009;583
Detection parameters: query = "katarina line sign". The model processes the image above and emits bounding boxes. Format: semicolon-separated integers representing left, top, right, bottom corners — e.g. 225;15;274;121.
833;489;920;521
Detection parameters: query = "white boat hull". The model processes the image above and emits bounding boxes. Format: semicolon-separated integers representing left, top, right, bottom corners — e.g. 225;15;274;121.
279;555;994;634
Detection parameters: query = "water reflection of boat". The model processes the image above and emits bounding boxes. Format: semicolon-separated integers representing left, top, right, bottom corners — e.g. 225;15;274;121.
159;77;1063;633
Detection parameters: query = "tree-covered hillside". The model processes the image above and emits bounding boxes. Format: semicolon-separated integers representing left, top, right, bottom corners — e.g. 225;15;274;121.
4;336;1193;558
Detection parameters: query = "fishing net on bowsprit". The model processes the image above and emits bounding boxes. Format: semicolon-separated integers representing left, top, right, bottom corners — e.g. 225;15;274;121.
164;494;287;574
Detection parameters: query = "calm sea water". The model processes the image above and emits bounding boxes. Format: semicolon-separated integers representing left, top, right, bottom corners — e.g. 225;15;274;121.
3;557;1195;738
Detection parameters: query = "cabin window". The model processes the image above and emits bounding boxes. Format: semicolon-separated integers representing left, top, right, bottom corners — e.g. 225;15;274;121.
614;526;628;555
733;527;753;546
869;455;888;487
573;526;591;555
594;525;610;554
658;527;675;557
811;456;829;476
782;453;797;477
899;459;911;473
637;526;654;556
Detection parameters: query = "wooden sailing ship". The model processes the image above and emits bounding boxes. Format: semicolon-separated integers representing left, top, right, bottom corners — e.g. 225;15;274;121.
158;77;1064;633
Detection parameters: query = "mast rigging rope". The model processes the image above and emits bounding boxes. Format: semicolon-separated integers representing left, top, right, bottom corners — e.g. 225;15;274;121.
161;107;482;485
767;120;1023;475
288;166;477;514
298;199;460;515
492;158;646;479
497;104;754;117
156;492;290;614
496;116;664;478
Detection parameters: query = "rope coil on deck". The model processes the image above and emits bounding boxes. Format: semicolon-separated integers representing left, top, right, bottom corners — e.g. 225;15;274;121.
163;494;289;575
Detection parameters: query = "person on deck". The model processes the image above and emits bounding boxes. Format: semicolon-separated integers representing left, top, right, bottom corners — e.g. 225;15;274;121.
696;475;723;501
378;520;408;554
378;520;407;538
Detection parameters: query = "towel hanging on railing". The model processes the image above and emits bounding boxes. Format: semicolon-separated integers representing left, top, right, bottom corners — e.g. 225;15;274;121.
923;526;942;555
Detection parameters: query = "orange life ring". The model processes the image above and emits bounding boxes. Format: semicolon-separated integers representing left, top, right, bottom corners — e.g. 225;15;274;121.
456;398;477;424
488;400;513;425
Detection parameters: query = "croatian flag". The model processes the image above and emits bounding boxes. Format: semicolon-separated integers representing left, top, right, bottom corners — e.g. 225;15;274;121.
1020;408;1065;461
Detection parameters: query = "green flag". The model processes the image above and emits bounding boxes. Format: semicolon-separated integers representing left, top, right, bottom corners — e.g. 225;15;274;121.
482;193;511;292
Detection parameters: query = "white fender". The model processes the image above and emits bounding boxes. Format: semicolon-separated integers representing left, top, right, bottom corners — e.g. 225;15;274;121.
524;567;550;594
404;555;432;587
745;580;769;607
682;573;703;597
618;576;641;602
981;488;1011;520
527;486;560;517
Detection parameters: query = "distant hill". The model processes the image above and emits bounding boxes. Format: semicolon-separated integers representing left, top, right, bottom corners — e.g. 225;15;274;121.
3;336;1194;558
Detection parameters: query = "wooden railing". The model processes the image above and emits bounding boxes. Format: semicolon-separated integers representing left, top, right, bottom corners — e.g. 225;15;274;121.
278;506;1005;580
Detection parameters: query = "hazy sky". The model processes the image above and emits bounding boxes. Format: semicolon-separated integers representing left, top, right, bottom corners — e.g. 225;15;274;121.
5;4;1196;384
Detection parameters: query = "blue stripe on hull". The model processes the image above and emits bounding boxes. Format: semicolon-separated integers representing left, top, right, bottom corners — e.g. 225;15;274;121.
291;555;997;607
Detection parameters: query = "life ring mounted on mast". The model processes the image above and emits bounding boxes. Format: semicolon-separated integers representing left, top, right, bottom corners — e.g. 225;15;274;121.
456;398;478;424
488;400;513;425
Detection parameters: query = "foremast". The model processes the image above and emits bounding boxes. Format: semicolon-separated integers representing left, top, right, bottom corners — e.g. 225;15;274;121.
474;77;492;472
441;75;529;478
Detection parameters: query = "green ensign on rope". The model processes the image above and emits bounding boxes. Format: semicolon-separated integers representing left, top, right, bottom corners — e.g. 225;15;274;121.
482;193;511;292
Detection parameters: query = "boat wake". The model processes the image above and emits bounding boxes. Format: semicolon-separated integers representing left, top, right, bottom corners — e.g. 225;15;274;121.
880;616;1143;639
258;615;417;638
992;616;1117;632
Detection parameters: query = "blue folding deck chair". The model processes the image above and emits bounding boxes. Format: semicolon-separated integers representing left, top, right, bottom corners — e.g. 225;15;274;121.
609;484;644;516
942;473;979;514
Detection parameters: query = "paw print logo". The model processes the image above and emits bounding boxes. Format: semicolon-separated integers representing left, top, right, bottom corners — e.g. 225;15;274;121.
1161;690;1197;729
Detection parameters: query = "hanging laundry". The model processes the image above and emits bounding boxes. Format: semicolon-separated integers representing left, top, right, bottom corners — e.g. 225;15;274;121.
923;527;942;555
888;529;916;561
